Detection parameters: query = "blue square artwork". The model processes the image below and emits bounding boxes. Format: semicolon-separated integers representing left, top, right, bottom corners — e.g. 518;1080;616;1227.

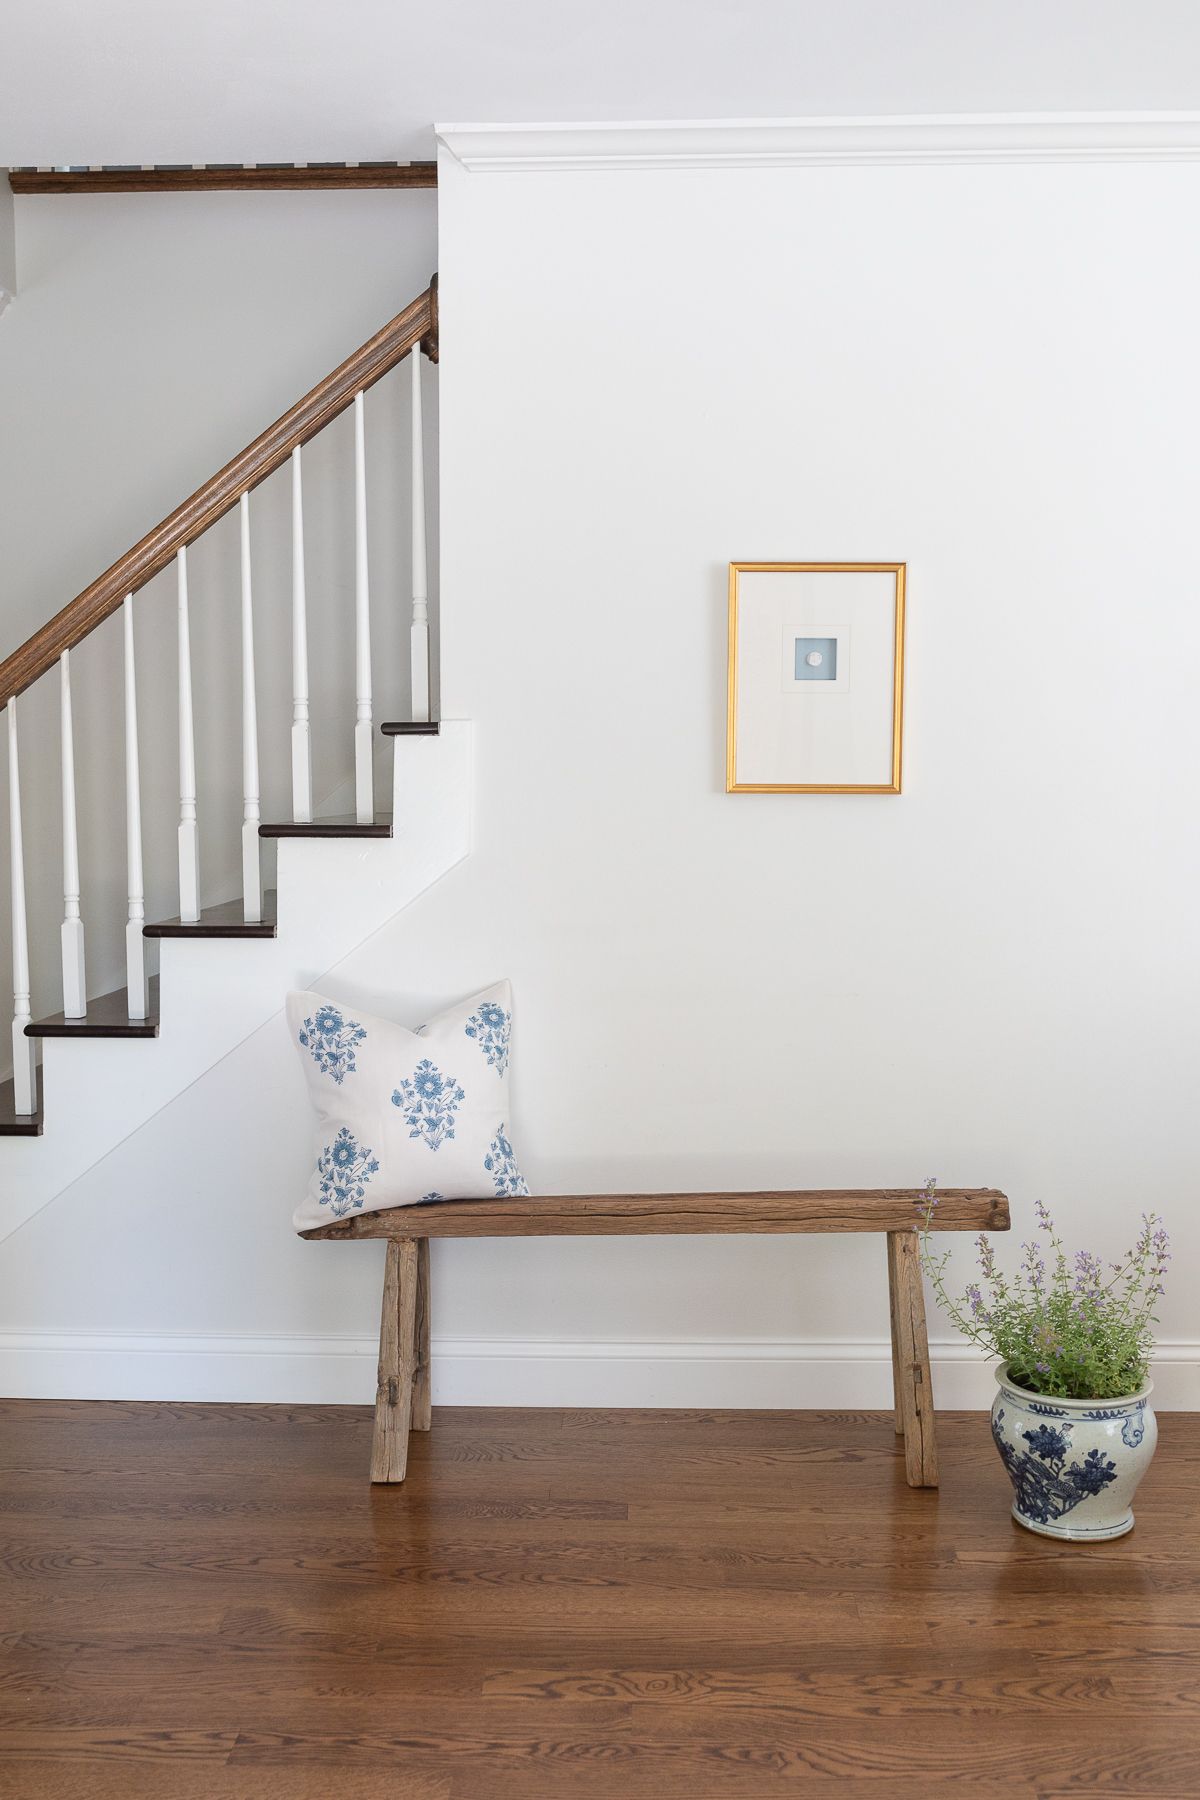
794;636;837;681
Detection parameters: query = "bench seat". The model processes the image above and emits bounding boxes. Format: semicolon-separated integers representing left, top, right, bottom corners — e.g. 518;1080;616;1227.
302;1187;1009;1239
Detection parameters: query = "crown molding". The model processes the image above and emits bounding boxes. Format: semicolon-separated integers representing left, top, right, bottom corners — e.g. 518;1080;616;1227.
437;113;1200;174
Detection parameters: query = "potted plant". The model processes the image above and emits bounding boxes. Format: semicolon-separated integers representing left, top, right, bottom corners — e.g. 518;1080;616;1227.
920;1183;1169;1540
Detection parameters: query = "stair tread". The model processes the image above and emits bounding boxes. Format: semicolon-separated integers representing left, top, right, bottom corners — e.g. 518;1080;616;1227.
0;1066;43;1135
381;720;440;735
259;815;393;839
27;977;161;1040
145;893;278;938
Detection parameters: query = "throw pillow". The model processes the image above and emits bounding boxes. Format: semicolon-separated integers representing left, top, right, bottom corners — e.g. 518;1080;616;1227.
289;980;528;1231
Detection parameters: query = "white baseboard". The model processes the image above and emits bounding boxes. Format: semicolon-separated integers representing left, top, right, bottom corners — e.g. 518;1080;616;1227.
1;1332;1197;1409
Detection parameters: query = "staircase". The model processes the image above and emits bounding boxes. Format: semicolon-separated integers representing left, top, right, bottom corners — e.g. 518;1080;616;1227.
0;275;469;1229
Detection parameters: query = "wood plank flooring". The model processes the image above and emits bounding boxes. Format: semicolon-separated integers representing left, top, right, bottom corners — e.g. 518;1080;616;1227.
1;1401;1197;1798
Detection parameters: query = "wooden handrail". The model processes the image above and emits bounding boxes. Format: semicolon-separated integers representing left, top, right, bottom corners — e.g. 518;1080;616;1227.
0;277;438;706
10;164;438;195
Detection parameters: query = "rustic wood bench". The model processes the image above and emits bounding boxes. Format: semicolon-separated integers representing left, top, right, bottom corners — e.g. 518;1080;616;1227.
302;1188;1010;1489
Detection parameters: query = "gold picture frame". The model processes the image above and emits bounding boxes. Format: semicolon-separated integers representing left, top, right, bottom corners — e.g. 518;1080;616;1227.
726;561;906;794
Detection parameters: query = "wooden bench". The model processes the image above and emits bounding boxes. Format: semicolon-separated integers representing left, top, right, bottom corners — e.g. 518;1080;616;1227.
302;1188;1010;1489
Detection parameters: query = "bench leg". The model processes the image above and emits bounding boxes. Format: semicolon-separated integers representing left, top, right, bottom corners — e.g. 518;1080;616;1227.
371;1237;418;1483
887;1229;939;1489
886;1235;904;1438
412;1238;432;1431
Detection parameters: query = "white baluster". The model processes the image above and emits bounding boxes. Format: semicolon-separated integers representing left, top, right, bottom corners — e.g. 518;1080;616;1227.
7;699;37;1112
177;546;200;923
240;493;262;923
60;651;86;1018
354;390;373;823
410;350;431;723
291;446;312;822
123;595;148;1020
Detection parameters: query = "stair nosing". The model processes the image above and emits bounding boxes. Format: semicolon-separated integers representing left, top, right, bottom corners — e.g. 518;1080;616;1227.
144;893;278;939
259;816;393;839
27;977;161;1041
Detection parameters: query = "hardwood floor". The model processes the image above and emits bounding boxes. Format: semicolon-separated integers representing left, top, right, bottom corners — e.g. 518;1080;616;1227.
1;1402;1197;1798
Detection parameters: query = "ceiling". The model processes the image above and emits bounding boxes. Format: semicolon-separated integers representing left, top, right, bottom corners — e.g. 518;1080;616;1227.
4;0;1200;167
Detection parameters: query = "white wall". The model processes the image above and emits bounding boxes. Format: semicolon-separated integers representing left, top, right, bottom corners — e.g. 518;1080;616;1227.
1;137;1197;1409
7;2;1200;165
0;189;438;1055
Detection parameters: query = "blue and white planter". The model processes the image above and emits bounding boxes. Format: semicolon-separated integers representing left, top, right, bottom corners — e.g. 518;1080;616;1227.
991;1363;1156;1541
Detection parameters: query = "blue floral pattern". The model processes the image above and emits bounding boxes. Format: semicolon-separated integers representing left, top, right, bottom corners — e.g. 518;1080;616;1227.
465;1002;511;1077
419;1192;446;1205
391;1060;465;1151
299;1004;367;1086
1022;1423;1071;1462
316;1126;379;1217
484;1124;528;1197
991;1407;1118;1526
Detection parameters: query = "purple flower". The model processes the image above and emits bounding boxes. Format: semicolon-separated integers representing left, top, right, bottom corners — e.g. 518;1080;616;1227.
1073;1249;1104;1294
1020;1239;1047;1293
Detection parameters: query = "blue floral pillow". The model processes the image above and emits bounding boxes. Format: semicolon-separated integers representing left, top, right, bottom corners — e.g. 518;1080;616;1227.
288;980;529;1231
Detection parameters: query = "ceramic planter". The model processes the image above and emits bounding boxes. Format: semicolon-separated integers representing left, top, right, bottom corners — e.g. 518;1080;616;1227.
990;1363;1156;1541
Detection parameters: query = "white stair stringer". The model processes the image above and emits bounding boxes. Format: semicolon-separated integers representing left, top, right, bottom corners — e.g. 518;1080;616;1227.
0;723;471;1243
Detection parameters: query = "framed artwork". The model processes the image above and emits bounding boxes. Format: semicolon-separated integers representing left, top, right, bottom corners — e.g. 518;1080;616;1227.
726;561;906;794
